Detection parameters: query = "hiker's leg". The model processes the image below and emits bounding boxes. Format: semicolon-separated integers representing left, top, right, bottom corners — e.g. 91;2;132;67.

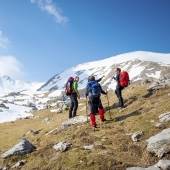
90;113;96;127
72;93;78;117
117;87;124;107
98;99;105;121
69;96;74;118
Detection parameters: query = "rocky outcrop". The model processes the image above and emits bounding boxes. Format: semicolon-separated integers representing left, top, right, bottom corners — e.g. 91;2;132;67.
146;128;170;157
1;139;36;158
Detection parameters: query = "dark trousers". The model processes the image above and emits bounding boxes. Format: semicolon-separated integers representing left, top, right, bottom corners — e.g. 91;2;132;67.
69;93;78;118
115;86;124;107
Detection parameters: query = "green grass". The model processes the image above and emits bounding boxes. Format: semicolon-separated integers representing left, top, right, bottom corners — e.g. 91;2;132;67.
0;84;170;169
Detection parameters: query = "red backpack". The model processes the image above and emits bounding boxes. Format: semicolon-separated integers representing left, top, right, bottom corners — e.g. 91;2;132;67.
119;71;129;88
65;77;74;96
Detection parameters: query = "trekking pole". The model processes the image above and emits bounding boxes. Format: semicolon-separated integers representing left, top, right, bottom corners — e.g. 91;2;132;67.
106;91;111;120
86;97;88;123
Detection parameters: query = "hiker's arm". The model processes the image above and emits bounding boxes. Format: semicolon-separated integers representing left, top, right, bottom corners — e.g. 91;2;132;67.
100;85;107;95
85;85;89;97
96;76;104;82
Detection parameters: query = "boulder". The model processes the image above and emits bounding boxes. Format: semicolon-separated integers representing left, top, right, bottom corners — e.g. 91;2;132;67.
159;112;170;123
155;159;170;170
53;142;71;152
1;139;36;158
146;128;170;157
131;131;143;142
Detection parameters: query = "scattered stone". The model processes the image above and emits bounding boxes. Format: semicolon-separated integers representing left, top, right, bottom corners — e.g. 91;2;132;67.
168;93;170;96
150;120;155;123
50;108;62;113
61;116;88;129
131;131;143;142
159;112;170;123
155;159;170;170
11;160;26;169
1;139;36;158
146;128;170;157
83;145;94;150
0;167;7;170
53;142;71;152
154;122;165;129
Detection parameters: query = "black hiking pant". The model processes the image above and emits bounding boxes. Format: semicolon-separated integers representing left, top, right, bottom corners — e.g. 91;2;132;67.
69;93;78;118
115;85;124;107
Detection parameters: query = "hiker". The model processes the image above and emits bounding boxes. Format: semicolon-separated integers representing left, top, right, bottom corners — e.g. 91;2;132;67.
113;68;130;108
65;76;80;118
86;76;107;128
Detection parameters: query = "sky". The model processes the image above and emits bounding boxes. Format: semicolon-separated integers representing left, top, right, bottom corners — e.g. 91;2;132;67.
0;0;170;82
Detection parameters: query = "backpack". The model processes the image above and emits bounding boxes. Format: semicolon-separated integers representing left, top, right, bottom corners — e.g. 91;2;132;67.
65;77;74;96
88;81;101;97
119;71;129;88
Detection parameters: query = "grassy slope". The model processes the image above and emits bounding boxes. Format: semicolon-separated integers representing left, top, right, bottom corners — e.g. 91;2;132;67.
0;84;170;169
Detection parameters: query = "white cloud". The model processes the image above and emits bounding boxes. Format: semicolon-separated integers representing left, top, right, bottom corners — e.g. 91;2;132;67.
0;30;10;49
0;56;23;79
30;0;68;24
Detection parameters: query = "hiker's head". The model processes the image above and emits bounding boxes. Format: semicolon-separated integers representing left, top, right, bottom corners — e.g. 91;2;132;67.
88;75;95;82
75;76;79;82
116;68;121;74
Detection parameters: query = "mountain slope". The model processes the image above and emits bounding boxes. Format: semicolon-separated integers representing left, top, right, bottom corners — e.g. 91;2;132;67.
0;75;43;96
38;51;170;92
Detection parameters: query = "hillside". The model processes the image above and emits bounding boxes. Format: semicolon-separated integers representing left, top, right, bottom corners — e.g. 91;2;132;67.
0;82;170;169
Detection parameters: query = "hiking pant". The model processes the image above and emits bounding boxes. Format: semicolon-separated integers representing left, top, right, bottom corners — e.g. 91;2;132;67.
88;96;105;127
115;85;124;107
69;93;78;118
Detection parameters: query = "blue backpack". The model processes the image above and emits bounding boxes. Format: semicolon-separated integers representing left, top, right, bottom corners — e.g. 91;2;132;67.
88;81;101;97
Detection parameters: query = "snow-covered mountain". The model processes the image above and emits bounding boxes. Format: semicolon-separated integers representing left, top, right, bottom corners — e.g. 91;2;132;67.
38;51;170;92
1;51;170;124
0;75;43;96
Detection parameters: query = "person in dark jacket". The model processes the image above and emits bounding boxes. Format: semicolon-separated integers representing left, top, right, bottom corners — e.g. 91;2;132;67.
86;76;107;128
69;76;80;118
113;68;124;108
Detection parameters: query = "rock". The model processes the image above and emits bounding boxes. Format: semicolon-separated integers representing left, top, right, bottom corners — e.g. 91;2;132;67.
127;166;159;170
168;93;170;96
154;122;165;129
155;159;170;170
83;145;94;150
50;108;62;113
0;103;9;109
53;142;71;152
0;167;7;170
146;128;170;157
131;131;143;142
11;160;26;169
1;139;36;158
159;112;170;123
61;116;88;129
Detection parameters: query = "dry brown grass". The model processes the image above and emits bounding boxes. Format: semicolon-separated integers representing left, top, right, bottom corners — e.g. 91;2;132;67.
0;84;170;169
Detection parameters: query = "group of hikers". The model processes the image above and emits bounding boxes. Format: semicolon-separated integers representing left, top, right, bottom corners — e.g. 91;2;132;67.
65;68;130;129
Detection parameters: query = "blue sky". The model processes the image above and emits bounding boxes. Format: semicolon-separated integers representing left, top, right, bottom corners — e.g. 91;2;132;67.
0;0;170;81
